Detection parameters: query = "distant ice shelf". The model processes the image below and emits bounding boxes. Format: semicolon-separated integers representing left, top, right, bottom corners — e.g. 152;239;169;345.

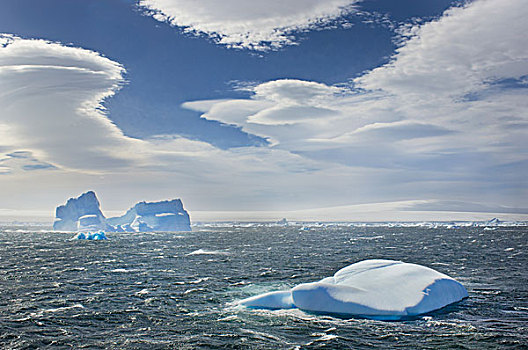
53;191;191;232
239;259;468;320
194;218;526;229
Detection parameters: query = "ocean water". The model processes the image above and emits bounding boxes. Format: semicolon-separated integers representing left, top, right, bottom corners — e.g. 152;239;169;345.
0;224;526;349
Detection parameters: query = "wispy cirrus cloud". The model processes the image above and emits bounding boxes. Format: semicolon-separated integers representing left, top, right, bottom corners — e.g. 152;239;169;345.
138;0;360;50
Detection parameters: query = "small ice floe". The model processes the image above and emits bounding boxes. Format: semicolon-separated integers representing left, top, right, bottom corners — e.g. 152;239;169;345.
74;231;108;240
238;259;468;321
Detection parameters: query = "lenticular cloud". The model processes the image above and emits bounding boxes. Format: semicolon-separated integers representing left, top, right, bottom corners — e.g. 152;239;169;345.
0;34;140;171
139;0;359;50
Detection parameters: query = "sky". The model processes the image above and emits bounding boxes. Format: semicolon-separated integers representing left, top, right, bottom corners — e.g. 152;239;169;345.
0;0;527;222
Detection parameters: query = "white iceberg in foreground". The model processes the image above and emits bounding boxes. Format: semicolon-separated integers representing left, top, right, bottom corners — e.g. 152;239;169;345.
238;290;295;310
239;259;468;320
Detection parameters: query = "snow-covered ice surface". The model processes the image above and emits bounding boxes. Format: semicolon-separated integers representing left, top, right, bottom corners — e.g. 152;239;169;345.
238;290;296;310
239;259;468;320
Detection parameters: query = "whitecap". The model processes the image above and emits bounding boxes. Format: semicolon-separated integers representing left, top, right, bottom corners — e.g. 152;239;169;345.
111;268;138;273
135;289;150;296
45;304;84;313
186;249;230;256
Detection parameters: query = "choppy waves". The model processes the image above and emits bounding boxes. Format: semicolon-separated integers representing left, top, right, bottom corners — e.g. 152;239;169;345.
0;225;526;348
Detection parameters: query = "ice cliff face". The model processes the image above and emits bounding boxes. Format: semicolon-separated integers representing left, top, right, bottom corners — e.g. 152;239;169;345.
53;191;191;232
53;191;109;231
107;199;191;232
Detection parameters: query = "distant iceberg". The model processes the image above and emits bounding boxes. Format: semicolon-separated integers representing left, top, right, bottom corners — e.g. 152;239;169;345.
53;191;111;232
239;259;468;320
486;218;501;225
276;218;289;226
107;199;191;232
53;191;191;232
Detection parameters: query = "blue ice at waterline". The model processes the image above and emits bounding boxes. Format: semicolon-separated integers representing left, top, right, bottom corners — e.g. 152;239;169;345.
239;259;468;320
74;231;108;240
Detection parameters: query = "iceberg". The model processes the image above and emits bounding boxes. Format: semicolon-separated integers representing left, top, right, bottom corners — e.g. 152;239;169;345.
276;218;289;226
75;231;108;240
53;191;110;231
487;218;501;225
107;199;191;232
239;290;295;310
53;191;191;232
239;259;468;320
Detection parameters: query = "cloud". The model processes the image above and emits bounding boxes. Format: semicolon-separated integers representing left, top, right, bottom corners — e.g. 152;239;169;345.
191;199;528;222
0;35;344;212
405;200;528;215
357;0;528;98
248;105;339;126
2;0;527;217
185;0;528;151
348;121;455;140
181;0;528;210
253;79;344;103
0;34;145;172
349;0;528;168
139;0;360;50
0;150;57;174
22;163;56;171
6;151;33;159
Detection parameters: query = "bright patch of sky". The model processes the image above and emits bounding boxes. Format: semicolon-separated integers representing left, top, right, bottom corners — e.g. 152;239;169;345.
0;0;526;220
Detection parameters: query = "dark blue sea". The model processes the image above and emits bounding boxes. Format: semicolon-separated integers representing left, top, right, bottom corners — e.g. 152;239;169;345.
0;224;526;349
